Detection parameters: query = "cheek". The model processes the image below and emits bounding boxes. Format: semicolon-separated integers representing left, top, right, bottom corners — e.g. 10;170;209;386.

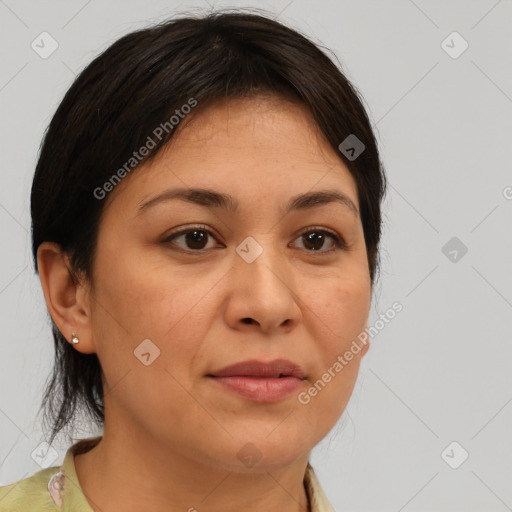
88;255;211;420
91;252;219;373
296;277;369;436
305;271;371;350
301;238;371;344
95;249;175;332
298;269;370;411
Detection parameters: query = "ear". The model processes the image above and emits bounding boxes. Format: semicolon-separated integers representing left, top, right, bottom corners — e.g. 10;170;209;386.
360;339;370;357
37;242;96;354
360;328;370;358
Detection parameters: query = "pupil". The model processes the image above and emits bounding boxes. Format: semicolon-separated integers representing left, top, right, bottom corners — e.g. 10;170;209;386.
305;232;324;251
186;230;207;249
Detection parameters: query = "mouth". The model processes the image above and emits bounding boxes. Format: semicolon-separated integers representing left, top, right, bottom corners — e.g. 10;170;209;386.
207;358;307;379
207;359;307;403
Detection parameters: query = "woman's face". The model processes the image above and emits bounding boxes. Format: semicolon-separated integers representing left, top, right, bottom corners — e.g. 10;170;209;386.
85;94;372;471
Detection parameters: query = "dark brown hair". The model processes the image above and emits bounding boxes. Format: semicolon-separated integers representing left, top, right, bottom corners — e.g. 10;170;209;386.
31;9;387;445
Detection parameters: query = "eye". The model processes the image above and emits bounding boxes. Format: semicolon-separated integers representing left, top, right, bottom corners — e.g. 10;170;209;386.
162;225;221;253
162;225;346;254
290;227;346;254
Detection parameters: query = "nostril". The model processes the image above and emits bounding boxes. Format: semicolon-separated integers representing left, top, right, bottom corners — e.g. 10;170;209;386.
241;318;253;324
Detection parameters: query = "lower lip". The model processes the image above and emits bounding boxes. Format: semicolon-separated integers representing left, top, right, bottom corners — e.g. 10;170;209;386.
209;376;304;403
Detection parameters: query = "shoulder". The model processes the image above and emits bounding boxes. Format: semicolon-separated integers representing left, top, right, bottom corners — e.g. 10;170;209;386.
0;465;62;511
0;436;101;512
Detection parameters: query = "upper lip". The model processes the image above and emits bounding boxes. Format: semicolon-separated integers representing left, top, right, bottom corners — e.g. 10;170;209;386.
208;359;307;379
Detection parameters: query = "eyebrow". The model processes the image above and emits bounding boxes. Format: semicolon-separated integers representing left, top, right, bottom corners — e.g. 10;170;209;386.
136;187;359;217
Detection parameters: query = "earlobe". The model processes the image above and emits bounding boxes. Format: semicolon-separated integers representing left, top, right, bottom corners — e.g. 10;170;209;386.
37;242;96;354
360;329;370;357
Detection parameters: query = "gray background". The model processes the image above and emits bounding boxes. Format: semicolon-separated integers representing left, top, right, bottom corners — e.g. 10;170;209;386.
1;1;511;510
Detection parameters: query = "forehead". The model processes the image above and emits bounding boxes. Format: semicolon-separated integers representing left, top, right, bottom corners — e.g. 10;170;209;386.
168;94;338;163
106;95;359;212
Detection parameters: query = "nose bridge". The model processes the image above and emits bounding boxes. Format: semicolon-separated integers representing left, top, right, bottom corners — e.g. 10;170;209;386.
232;233;297;311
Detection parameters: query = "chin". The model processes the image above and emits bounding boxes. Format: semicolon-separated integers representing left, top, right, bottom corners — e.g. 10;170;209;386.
217;436;310;474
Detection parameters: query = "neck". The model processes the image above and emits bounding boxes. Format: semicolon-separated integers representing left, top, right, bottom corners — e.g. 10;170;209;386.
74;422;311;512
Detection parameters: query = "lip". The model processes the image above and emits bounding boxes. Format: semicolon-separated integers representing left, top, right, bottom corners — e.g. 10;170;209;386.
207;359;307;403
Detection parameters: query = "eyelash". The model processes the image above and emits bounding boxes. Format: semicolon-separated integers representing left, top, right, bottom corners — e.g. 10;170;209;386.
162;224;346;255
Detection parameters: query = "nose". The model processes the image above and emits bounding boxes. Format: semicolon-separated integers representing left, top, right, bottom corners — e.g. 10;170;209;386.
224;236;302;334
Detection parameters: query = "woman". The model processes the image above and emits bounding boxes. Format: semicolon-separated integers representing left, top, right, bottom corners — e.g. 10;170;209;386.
0;9;386;511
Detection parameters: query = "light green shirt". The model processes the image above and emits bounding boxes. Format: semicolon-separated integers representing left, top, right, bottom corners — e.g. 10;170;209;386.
0;436;335;511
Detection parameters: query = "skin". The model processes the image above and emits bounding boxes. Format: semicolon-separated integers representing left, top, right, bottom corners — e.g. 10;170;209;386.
37;94;372;512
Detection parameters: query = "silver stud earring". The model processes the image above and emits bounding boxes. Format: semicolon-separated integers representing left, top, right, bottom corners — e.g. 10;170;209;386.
71;333;80;344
